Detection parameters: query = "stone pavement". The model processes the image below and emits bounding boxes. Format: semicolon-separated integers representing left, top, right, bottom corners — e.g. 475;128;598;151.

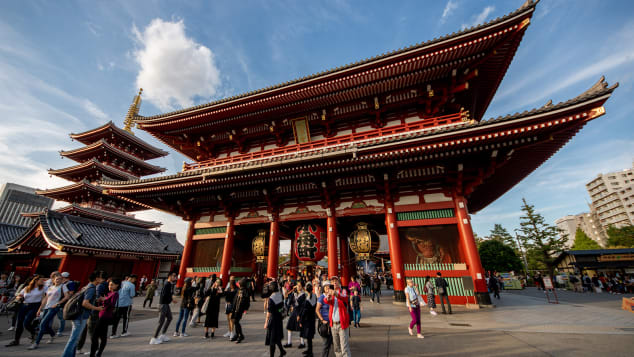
0;288;632;356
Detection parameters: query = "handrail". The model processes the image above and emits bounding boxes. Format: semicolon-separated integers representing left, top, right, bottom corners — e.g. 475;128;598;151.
184;112;465;171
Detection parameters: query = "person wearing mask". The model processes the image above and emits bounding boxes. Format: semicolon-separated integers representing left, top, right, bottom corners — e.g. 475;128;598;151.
324;277;351;357
223;279;238;339
405;279;424;339
284;281;306;348
203;278;223;339
299;283;318;357
435;272;452;314
6;275;46;347
230;278;251;343
174;278;195;337
150;271;178;345
61;271;104;357
144;280;158;308
315;282;332;357
90;278;121;357
30;274;69;349
264;281;285;357
111;274;136;338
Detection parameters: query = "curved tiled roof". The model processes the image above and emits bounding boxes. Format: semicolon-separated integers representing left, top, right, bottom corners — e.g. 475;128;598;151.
136;0;538;122
0;222;29;250
8;211;181;256
56;203;162;229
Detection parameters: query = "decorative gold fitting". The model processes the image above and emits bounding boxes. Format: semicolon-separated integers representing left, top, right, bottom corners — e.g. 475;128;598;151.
374;97;380;110
428;90;434;97
321;109;327;121
519;18;531;30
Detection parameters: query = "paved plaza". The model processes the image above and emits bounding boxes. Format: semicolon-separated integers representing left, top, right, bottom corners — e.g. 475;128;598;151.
1;288;633;356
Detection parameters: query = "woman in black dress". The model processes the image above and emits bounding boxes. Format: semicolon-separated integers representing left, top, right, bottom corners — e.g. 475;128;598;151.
298;283;317;357
224;279;238;339
284;281;306;348
264;282;286;357
204;279;223;338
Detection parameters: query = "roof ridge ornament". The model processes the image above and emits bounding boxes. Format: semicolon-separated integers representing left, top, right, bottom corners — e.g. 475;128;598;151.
124;88;143;133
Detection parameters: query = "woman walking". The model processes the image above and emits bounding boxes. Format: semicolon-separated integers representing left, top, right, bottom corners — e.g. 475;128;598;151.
203;279;223;338
6;275;46;347
424;276;438;315
404;278;424;339
189;277;207;327
298;283;317;357
30;274;69;349
284;281;306;348
90;278;121;357
223;278;238;339
174;278;195;337
264;282;286;357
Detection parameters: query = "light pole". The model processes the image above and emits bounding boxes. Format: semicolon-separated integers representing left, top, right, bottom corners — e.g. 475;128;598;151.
514;228;529;275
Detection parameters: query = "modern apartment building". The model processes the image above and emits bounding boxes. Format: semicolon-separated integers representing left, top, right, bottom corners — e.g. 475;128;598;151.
586;163;634;231
555;209;607;248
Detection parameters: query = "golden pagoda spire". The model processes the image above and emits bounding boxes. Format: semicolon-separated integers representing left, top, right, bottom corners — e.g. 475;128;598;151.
123;88;143;133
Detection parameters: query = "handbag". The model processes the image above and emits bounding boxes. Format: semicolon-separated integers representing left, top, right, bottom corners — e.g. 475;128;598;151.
6;298;22;312
201;296;210;314
318;320;330;338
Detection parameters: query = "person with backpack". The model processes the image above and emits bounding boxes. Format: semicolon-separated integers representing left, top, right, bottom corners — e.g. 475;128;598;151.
61;271;104;357
90;278;121;357
150;271;178;345
76;271;108;355
435;272;452;314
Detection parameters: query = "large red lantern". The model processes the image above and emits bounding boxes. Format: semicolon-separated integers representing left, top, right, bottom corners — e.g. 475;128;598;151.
294;223;327;265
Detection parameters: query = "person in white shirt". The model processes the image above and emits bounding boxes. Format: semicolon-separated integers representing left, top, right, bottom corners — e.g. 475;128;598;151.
6;275;47;347
29;275;70;349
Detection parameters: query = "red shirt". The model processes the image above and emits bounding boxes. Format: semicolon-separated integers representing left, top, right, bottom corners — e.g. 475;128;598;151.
325;288;350;329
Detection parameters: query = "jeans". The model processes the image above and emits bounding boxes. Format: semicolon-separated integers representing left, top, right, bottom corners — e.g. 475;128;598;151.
35;306;60;344
331;322;350;357
112;305;131;335
409;306;421;334
175;307;191;333
154;304;173;338
372;290;380;303
14;302;39;343
352;308;361;325
439;294;452;314
57;307;66;333
62;317;87;357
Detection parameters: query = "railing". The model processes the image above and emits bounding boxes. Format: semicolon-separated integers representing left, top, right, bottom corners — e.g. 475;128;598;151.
406;276;473;297
404;263;466;271
184;112;465;171
191;266;253;273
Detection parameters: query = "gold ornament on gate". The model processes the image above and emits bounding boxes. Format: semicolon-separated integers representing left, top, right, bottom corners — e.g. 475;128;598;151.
348;222;380;261
252;229;268;262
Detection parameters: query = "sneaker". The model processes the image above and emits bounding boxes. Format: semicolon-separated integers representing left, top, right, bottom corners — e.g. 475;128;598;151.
173;332;180;337
120;332;130;337
417;334;424;339
5;341;19;347
408;327;413;336
56;332;63;337
83;351;90;355
159;334;170;342
430;310;437;316
8;326;15;331
149;337;162;345
283;343;292;348
46;337;54;344
223;331;231;338
110;334;119;339
181;333;189;337
28;343;38;350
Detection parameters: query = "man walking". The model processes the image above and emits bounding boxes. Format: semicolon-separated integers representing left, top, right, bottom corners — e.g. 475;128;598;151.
324;277;351;357
61;271;104;357
435;272;452;314
371;274;381;303
112;274;136;338
150;272;178;345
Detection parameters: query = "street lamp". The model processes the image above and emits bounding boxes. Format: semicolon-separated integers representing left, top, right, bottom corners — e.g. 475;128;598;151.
513;228;529;275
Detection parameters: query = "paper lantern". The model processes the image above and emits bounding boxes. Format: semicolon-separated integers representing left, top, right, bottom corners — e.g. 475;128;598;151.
252;229;268;262
348;222;380;261
295;223;326;264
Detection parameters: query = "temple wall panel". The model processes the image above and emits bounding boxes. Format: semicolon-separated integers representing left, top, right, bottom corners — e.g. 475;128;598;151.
423;192;452;203
191;239;224;267
396;194;420;205
197;215;211;224
212;214;226;222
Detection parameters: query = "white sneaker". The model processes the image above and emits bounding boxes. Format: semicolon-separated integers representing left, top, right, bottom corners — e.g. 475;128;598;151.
408;327;413;336
180;333;189;337
430;310;437;316
8;326;15;331
159;334;170;342
27;343;38;350
173;332;180;337
417;334;424;339
149;337;162;345
223;331;231;337
56;332;63;337
121;332;130;337
46;337;54;344
229;332;235;339
83;351;90;355
110;334;119;339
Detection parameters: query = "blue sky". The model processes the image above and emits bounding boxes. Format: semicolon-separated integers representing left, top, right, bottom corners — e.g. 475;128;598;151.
0;0;632;245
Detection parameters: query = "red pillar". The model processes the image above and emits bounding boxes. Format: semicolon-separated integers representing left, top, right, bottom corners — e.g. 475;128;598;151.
339;234;350;286
219;218;235;281
267;219;280;278
58;254;70;273
384;179;406;301
327;210;339;279
289;236;298;278
177;220;196;288
453;194;489;303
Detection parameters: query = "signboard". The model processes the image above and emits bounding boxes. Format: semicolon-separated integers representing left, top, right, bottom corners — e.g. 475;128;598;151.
462;276;474;291
542;277;554;290
598;253;634;262
291;117;311;144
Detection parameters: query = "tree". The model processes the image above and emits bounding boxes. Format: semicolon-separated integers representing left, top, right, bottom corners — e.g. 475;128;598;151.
571;228;601;250
478;239;523;273
516;198;565;276
606;225;634;248
487;224;517;248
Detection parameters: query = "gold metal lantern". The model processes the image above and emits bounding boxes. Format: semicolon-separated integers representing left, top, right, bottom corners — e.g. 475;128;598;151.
348;222;380;261
252;229;268;262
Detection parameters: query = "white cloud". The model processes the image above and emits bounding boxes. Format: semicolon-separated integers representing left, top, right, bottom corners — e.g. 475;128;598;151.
441;0;458;24
132;19;221;111
462;6;495;30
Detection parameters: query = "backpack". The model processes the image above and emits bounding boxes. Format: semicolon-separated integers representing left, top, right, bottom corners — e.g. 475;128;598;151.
63;286;89;320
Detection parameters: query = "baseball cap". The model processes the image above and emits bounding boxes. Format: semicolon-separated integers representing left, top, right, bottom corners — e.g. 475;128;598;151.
61;272;70;278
